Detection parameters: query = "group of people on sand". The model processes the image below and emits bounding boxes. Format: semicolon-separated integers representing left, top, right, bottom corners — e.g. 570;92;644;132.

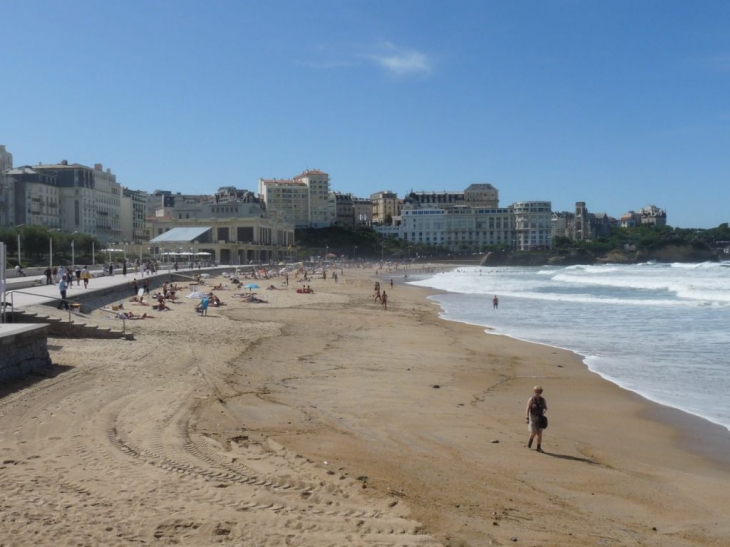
236;292;267;303
372;281;388;310
195;292;223;316
55;266;94;308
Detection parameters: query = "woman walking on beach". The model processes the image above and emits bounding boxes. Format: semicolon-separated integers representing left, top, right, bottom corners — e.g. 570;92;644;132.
526;386;547;452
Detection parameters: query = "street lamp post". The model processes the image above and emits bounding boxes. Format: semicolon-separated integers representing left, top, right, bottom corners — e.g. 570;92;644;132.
15;224;24;267
354;245;357;261
71;232;78;268
49;228;60;271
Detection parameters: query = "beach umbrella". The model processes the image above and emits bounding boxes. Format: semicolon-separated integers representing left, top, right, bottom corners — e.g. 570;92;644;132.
244;283;260;290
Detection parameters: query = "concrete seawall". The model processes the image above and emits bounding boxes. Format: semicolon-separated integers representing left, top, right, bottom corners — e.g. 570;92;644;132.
0;324;52;381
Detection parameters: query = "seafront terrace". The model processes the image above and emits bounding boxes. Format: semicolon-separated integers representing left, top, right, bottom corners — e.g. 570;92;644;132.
0;264;221;314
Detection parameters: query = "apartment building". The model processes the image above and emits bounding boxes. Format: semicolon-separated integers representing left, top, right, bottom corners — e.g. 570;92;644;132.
353;197;372;226
330;192;355;225
0;145;14;226
513;201;553;250
121;187;149;243
370;191;400;225
258;178;309;227
6;167;61;229
92;164;122;243
259;169;332;228
33;160;122;243
294;170;331;227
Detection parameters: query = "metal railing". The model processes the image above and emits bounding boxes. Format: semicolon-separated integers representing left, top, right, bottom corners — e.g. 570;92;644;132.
8;288;74;323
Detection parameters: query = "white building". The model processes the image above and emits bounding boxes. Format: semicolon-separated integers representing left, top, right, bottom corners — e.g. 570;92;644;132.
259;169;332;228
400;208;445;246
513;201;553;251
386;187;552;252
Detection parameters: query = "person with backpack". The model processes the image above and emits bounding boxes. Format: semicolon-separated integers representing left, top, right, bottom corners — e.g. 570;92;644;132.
525;386;548;453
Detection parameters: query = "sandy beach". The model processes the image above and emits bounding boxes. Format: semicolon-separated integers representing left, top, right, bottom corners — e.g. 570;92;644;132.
1;265;729;546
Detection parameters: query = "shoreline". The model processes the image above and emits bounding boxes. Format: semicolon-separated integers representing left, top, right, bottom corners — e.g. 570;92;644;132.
419;280;730;470
408;274;730;458
430;297;730;467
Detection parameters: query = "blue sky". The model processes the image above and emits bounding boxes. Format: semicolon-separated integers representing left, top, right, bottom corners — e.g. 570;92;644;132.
2;0;728;228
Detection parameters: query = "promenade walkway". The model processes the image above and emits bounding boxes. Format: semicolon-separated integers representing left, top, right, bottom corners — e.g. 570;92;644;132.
1;265;213;312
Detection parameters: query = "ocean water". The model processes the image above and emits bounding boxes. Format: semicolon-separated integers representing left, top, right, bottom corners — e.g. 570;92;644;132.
408;262;730;432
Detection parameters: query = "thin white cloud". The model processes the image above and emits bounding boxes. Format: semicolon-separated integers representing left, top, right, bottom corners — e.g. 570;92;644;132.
362;42;433;77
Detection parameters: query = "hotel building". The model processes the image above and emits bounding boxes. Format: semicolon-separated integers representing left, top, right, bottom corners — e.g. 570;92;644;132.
259;169;332;228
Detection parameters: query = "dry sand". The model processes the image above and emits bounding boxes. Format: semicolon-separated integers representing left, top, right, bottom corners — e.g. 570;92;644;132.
1;266;729;546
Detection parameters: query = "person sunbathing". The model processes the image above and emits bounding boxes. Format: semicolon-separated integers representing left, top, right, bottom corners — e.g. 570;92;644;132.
154;295;171;311
240;293;268;303
117;311;151;319
266;285;285;290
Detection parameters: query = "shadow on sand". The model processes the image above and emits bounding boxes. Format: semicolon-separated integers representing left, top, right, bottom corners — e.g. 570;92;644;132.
0;363;74;398
541;451;599;465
